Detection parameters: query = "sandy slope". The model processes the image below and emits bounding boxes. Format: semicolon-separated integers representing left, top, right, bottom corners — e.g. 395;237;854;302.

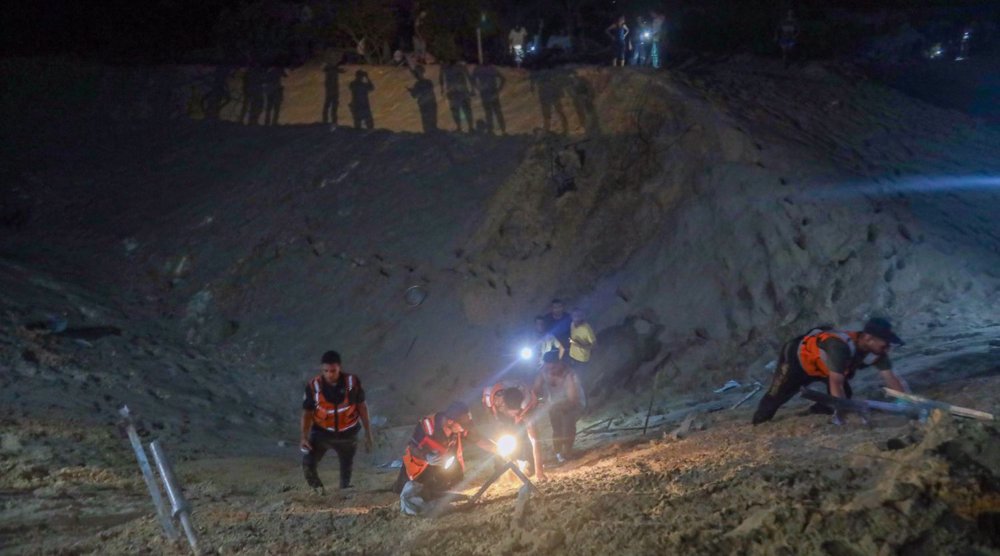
2;56;999;553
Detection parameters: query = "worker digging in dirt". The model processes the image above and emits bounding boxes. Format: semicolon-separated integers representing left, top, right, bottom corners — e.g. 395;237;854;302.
482;381;546;481
752;318;909;425
528;350;586;464
300;351;374;495
394;401;498;516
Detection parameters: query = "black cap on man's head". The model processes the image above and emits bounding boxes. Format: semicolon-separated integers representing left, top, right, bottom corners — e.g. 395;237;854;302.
321;350;342;364
444;401;472;425
542;349;561;364
863;318;904;345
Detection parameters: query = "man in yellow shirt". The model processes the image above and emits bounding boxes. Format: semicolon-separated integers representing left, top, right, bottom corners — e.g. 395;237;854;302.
568;308;596;375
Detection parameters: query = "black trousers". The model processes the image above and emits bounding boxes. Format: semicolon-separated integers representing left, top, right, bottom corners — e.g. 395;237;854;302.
752;338;853;425
393;462;463;495
549;402;580;455
302;425;359;489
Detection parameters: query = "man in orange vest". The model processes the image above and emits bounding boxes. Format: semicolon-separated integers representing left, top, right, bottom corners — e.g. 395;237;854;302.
394;401;497;515
482;381;546;481
300;350;374;494
752;318;908;425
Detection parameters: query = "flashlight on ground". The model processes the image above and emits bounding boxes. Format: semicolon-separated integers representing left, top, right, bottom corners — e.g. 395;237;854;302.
496;434;517;459
519;347;533;360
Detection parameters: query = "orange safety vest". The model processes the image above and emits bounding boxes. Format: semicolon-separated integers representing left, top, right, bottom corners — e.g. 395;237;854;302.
481;380;531;418
403;414;465;481
309;374;361;432
797;329;881;379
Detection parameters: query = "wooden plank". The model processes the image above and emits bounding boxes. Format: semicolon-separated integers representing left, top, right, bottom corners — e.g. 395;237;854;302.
882;388;995;421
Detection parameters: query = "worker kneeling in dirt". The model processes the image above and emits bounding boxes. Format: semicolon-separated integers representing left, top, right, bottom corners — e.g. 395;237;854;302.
300;350;374;494
752;318;908;425
394;401;497;516
483;381;546;481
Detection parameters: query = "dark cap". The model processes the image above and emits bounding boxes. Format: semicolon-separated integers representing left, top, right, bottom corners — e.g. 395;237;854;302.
863;318;904;346
321;350;342;364
444;401;472;425
542;349;561;364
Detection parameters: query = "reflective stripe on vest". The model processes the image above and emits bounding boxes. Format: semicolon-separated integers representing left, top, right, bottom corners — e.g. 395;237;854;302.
798;329;857;378
404;414;464;480
310;375;360;432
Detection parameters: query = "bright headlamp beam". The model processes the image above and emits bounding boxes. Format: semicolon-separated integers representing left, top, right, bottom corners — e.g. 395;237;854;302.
497;435;517;458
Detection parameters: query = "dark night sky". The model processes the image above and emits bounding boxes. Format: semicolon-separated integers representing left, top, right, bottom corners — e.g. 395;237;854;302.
2;0;991;61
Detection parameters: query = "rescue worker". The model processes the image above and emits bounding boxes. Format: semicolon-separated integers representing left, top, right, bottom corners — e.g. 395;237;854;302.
529;350;586;464
534;314;564;363
482;381;546;481
300;350;374;494
752;318;909;425
567;307;596;376
394;401;497;516
543;299;572;359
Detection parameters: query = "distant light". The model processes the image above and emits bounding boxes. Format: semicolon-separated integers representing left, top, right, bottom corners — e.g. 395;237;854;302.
519;347;533;360
642;32;651;40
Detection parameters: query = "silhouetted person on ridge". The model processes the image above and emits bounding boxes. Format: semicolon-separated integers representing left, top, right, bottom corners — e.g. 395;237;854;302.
322;62;345;128
439;62;474;133
472;64;506;135
569;73;601;136
240;65;266;125
263;67;286;126
349;70;375;130
530;71;569;134
407;66;438;133
202;67;232;121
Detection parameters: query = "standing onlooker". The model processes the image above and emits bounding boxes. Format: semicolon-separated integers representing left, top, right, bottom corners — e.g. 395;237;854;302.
775;10;800;67
632;16;651;66
567;308;596;376
300;350;374;495
649;11;666;69
530;350;586;463
439;62;474;133
606;16;631;67
348;70;375;129
508;24;528;68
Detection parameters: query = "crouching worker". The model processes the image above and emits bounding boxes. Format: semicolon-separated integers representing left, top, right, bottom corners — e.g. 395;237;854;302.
482;381;546;481
752;318;908;425
394;401;497;516
300;350;374;495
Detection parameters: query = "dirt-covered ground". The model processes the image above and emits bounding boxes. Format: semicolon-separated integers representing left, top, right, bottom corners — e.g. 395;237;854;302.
4;371;998;555
2;55;999;554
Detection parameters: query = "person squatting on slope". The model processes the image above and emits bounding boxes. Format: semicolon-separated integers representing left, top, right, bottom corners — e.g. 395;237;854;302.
301;350;374;494
482;381;546;481
752;318;909;425
394;401;497;516
529;350;586;464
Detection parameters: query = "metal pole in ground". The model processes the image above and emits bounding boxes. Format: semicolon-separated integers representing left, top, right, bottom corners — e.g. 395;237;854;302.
150;440;200;555
119;405;178;540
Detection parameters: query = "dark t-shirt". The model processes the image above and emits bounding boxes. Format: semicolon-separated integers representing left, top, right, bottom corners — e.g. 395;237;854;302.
302;373;366;411
544;313;572;353
818;338;891;378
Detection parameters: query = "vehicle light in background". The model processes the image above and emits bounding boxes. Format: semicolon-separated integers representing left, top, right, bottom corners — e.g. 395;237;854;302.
519;347;534;360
